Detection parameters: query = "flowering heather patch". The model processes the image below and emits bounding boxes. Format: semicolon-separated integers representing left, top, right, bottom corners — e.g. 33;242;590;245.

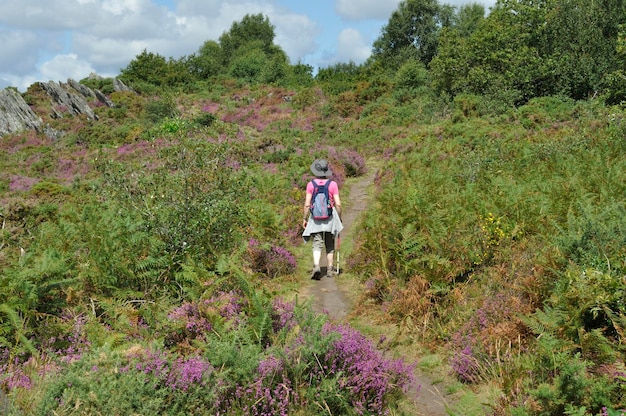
289;112;318;132
115;139;163;159
55;151;89;184
168;291;247;341
600;408;626;416
449;342;482;384
9;174;39;191
1;131;49;154
221;93;314;133
271;297;296;332
166;356;212;391
202;102;219;113
247;238;297;278
57;312;91;364
225;156;242;170
0;352;61;392
168;302;214;340
317;322;416;415
129;349;212;391
0;314;89;393
237;354;296;416
263;162;279;174
324;146;367;178
0;353;33;390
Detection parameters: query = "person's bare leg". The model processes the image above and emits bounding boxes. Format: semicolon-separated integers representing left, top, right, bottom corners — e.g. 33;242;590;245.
311;249;322;279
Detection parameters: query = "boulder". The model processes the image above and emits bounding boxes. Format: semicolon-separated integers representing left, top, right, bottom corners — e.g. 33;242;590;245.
0;88;43;136
38;80;98;120
113;78;134;92
94;89;115;107
67;78;96;99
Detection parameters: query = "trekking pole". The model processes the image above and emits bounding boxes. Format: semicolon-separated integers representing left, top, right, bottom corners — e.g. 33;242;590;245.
336;233;340;274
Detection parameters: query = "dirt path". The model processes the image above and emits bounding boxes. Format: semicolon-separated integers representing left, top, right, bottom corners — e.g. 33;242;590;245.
299;165;450;415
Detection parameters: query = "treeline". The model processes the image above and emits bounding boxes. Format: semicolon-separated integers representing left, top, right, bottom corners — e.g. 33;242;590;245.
105;0;626;109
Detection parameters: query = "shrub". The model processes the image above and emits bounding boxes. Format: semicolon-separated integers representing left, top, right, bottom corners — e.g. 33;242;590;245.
246;238;297;278
143;94;179;123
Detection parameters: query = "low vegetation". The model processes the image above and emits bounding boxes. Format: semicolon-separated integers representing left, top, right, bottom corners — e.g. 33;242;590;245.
2;0;626;414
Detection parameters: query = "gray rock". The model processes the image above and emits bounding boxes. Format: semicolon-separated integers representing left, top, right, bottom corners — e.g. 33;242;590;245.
113;78;134;92
94;89;115;107
0;76;134;137
0;88;43;136
38;80;98;120
67;78;96;99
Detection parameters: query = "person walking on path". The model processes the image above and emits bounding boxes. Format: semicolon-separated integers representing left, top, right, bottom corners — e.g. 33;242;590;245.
302;159;343;280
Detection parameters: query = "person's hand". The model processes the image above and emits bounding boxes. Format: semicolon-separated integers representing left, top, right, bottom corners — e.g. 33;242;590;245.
302;219;308;228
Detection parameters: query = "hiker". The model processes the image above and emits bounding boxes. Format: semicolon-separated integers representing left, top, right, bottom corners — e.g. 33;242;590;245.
302;159;343;280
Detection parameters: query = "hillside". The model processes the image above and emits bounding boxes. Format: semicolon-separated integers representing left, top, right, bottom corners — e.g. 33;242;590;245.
1;0;626;413
1;70;625;415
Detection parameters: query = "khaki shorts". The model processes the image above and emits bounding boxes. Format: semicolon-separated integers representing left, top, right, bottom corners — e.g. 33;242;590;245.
312;232;335;253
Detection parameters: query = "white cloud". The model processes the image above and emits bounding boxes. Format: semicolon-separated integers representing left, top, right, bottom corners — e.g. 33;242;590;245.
446;0;497;8
272;13;320;64
39;54;97;83
0;29;41;73
336;28;371;63
335;0;401;21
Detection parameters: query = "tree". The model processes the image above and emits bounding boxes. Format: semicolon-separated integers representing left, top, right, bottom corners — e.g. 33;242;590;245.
228;41;268;83
119;49;170;86
429;0;626;105
219;14;277;67
603;23;626;104
540;0;625;99
285;62;314;87
370;0;442;70
119;49;193;89
217;14;290;84
316;62;366;94
430;2;547;107
189;40;224;79
452;2;486;38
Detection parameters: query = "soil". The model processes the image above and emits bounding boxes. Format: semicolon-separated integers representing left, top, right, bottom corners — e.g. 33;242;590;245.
299;167;451;415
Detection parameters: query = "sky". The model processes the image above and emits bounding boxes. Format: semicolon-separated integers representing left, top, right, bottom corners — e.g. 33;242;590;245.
0;0;496;92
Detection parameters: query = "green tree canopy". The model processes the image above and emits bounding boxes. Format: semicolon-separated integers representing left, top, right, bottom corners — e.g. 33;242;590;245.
452;2;485;37
219;14;278;67
370;0;443;70
430;0;626;105
189;40;224;79
539;0;624;99
119;49;172;86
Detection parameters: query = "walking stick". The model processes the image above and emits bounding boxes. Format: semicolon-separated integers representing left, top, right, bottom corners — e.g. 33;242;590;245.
336;233;340;274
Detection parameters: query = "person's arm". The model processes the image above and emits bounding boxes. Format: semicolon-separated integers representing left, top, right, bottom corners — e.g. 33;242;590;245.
303;192;312;228
333;192;341;217
330;181;341;216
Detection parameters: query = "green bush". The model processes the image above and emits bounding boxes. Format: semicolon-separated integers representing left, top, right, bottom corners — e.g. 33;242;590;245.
143;94;179;123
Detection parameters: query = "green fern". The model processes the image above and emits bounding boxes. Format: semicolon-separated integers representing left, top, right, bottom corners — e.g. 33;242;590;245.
0;304;36;354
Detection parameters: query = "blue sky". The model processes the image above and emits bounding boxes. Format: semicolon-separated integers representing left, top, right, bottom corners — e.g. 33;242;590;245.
0;0;496;91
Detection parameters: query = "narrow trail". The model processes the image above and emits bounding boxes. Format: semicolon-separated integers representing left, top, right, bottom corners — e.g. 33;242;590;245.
299;165;450;416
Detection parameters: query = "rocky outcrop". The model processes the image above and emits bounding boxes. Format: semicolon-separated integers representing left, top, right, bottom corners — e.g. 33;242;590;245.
38;80;98;120
67;78;96;99
0;76;135;137
113;78;134;93
0;88;43;136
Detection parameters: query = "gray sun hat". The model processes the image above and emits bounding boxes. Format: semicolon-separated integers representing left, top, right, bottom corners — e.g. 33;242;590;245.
310;159;333;178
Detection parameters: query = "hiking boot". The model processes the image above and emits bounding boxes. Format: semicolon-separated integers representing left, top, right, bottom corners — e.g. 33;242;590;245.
326;269;336;278
310;266;321;280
